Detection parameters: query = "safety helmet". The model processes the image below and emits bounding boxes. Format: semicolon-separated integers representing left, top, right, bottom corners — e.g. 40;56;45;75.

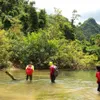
49;61;53;66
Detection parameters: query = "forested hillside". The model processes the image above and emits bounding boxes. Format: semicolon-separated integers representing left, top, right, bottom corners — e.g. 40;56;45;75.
80;18;100;39
0;0;100;70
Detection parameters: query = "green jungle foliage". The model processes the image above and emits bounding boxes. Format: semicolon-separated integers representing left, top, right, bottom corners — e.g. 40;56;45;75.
0;0;99;70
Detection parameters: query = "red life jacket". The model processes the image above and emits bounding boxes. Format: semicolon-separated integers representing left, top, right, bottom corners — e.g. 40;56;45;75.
96;72;100;83
50;65;55;75
26;65;33;75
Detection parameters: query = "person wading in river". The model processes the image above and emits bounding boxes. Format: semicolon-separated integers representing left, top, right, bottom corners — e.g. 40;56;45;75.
26;62;34;81
96;66;100;92
49;61;58;83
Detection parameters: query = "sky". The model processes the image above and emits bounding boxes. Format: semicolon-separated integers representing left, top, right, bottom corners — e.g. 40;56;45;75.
30;0;100;24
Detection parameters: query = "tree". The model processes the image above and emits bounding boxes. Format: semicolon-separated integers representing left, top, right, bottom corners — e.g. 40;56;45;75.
0;30;11;68
20;13;29;34
47;8;75;40
71;9;80;26
28;6;38;32
39;9;47;29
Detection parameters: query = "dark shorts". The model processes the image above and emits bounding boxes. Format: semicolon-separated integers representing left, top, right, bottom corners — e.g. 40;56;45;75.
26;75;32;81
50;74;56;83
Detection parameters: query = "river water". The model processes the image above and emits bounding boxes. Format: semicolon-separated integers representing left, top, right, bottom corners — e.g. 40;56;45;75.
0;69;99;100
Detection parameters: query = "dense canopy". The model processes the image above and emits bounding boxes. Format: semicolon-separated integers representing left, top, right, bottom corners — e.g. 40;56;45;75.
0;0;100;70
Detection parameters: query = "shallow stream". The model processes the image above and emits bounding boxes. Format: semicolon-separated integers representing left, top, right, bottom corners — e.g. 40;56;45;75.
0;70;99;100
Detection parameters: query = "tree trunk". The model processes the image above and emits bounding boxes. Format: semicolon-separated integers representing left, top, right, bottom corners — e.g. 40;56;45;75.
5;71;16;80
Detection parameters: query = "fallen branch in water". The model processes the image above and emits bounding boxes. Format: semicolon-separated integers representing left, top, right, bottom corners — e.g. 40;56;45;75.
5;71;17;80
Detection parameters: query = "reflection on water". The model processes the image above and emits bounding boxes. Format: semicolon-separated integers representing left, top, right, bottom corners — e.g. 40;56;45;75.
0;70;99;100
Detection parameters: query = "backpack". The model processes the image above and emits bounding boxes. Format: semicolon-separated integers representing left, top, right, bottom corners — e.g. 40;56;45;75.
54;66;59;77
